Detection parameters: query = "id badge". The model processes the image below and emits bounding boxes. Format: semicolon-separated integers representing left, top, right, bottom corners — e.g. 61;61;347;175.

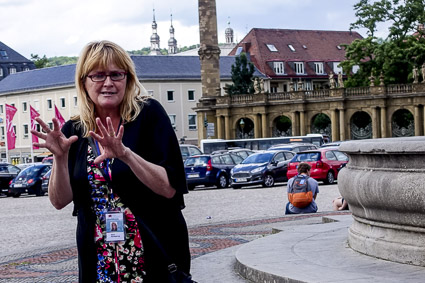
105;211;126;242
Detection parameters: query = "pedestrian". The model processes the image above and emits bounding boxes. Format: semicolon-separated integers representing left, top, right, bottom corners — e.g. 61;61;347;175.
31;40;191;282
332;196;349;211
285;162;319;214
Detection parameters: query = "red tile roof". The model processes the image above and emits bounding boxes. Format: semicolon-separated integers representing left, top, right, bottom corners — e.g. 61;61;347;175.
229;28;363;78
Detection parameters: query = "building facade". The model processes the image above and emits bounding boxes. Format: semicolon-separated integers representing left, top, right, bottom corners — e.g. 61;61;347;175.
0;41;36;82
228;28;363;92
0;55;264;163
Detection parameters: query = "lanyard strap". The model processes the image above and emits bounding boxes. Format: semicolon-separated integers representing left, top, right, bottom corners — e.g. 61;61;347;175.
93;118;122;181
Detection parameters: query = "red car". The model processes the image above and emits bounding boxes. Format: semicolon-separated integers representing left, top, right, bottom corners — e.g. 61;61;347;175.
286;147;349;184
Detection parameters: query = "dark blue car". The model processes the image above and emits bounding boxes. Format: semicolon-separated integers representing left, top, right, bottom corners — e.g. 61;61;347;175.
9;163;51;197
230;150;295;189
184;153;244;190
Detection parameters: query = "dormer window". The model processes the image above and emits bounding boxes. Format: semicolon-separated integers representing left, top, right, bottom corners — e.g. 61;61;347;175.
0;50;8;59
302;45;307;49
294;62;304;74
314;62;324;74
288;45;296;52
266;44;278;52
273;62;285;75
235;46;243;55
333;62;343;74
336;45;342;50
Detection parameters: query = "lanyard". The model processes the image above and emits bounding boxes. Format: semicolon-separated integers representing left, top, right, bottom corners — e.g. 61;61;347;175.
93;118;122;182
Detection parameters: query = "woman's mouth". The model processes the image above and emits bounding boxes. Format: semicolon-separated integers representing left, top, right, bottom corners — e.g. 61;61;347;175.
101;92;116;96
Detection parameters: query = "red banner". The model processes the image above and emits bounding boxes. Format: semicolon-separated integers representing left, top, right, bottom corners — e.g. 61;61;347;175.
30;106;40;149
5;104;17;150
54;105;66;128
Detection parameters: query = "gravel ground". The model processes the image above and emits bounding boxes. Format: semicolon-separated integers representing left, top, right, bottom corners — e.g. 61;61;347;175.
0;182;341;256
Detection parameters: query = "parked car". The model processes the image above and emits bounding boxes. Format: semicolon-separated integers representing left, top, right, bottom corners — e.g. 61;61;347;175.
41;169;52;193
286;147;349;184
268;143;318;153
16;162;41;170
9;163;52;197
230;150;295;189
180;144;203;161
184;152;244;190
42;156;54;164
0;163;21;196
320;141;346;148
212;148;255;160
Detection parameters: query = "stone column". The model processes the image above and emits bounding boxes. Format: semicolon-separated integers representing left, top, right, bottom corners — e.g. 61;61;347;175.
254;114;261;138
198;0;221;98
224;115;231;140
197;114;206;144
216;115;223;139
331;110;338;142
414;105;422;136
423;107;425;135
196;0;221;142
372;107;379;138
261;113;268;138
300;111;306;136
381;107;387;138
339;109;346;141
292;112;300;136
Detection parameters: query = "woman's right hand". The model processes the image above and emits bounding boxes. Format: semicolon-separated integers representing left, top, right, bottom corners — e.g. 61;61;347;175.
31;117;78;158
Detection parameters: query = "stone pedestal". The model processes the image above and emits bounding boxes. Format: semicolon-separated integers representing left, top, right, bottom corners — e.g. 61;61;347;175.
339;137;425;266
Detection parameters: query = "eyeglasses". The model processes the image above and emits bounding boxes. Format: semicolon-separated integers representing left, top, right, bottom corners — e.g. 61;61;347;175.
86;72;127;82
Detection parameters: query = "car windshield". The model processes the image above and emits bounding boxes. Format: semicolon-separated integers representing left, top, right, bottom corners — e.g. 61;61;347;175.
293;152;321;162
185;156;209;167
270;146;291;151
242;152;273;164
19;166;43;177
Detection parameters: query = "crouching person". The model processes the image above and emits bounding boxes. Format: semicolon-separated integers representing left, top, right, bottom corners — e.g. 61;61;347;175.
285;162;319;214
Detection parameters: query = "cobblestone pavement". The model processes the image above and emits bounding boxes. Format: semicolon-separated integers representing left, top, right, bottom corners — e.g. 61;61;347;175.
0;183;342;282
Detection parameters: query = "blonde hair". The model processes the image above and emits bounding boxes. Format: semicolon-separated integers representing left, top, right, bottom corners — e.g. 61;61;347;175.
74;40;147;137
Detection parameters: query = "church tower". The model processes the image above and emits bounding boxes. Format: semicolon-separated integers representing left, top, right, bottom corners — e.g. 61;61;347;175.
225;20;234;44
149;9;161;55
168;14;178;54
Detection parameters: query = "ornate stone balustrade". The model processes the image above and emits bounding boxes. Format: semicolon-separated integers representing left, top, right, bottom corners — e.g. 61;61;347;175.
345;86;371;97
387;84;413;94
221;83;419;106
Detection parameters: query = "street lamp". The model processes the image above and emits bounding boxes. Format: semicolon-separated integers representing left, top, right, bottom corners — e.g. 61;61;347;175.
240;119;245;138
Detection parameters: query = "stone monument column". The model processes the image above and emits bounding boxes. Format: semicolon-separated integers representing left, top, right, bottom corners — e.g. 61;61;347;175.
196;0;221;142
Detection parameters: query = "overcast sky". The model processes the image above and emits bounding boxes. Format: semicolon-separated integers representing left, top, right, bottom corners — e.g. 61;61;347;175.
0;0;387;58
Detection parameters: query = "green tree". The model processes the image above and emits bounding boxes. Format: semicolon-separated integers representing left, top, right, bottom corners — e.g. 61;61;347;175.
340;0;425;87
31;54;49;69
225;53;255;95
47;56;78;67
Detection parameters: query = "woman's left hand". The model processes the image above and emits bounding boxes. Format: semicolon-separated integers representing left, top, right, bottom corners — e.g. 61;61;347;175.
89;117;127;164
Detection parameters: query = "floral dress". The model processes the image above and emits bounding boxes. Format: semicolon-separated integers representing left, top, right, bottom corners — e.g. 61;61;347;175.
87;144;145;283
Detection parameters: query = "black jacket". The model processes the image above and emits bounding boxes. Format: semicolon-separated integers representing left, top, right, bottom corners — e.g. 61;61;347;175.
62;98;190;282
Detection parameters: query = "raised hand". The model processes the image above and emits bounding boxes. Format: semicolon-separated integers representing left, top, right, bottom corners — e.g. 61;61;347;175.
31;117;78;159
89;117;127;164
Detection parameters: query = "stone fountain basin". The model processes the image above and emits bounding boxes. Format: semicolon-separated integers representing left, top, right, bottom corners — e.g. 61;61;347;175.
338;137;425;266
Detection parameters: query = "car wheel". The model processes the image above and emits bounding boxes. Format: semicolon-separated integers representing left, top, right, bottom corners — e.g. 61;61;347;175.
262;174;275;187
35;186;45;196
12;193;21;198
324;171;335;185
217;174;228;188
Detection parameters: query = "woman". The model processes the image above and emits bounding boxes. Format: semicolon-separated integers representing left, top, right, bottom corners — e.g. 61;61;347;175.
32;40;191;282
